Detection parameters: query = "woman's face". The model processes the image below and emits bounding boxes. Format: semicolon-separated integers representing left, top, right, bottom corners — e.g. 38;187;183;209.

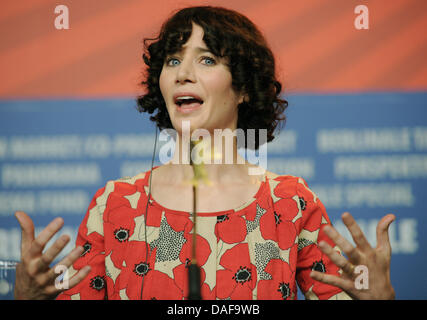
159;23;245;135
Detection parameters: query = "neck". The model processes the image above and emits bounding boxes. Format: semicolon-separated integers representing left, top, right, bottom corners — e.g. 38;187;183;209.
161;133;262;185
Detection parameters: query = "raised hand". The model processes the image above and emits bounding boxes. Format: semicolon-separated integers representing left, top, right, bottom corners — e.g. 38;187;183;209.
14;211;91;300
310;212;396;300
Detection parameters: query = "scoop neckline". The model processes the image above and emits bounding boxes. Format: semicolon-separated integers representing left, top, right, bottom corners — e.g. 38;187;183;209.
142;165;269;217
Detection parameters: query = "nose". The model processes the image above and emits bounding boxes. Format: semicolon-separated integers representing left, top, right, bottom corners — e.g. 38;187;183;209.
175;58;196;84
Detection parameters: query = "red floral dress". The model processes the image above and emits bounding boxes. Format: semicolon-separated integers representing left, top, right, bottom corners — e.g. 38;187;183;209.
56;167;350;300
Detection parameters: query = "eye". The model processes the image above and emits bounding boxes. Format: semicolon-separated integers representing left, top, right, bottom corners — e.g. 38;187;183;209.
165;55;216;66
201;56;216;65
165;57;180;66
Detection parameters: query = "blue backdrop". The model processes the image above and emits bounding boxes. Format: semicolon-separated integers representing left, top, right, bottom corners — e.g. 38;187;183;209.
0;92;426;299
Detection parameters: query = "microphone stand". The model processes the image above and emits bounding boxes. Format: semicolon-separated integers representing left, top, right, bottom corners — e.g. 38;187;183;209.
187;139;207;300
187;182;201;300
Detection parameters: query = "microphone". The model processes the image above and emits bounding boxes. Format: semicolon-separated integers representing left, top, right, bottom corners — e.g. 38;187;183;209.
187;139;205;300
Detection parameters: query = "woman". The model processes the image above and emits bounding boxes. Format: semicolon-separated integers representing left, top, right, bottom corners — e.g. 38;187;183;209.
14;6;395;300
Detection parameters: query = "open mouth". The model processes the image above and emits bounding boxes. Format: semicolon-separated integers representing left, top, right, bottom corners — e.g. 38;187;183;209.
175;96;204;112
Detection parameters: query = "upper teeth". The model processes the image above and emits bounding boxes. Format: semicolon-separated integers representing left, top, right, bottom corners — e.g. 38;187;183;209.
177;96;197;100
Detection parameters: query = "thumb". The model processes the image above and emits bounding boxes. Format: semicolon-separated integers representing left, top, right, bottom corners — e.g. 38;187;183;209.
376;213;395;252
15;211;35;255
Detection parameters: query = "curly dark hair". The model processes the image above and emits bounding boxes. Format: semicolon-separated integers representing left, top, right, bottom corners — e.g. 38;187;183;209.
136;5;288;150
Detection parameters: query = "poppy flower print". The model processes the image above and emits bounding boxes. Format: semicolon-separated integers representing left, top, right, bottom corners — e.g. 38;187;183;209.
299;197;307;211
133;262;151;277
56;169;347;300
90;275;106;291
257;258;296;300
274;212;281;225
312;260;326;273
216;243;257;299
114;228;130;242
233;266;252;284
278;282;291;300
81;241;91;256
215;213;247;244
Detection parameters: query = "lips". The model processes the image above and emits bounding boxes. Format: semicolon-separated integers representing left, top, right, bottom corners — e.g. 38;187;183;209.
173;92;204;103
173;92;204;113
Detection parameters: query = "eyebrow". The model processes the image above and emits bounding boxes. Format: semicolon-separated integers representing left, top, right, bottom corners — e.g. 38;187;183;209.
174;46;212;55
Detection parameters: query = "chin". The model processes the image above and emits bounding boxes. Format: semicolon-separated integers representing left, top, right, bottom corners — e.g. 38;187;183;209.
170;117;211;135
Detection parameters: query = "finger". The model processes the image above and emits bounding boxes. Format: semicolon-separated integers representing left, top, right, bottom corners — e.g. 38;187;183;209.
37;234;70;271
322;224;362;263
27;217;64;259
39;245;84;289
341;212;372;251
46;246;85;281
318;241;356;277
376;214;395;251
67;265;91;290
15;211;35;255
310;270;353;292
43;264;90;297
